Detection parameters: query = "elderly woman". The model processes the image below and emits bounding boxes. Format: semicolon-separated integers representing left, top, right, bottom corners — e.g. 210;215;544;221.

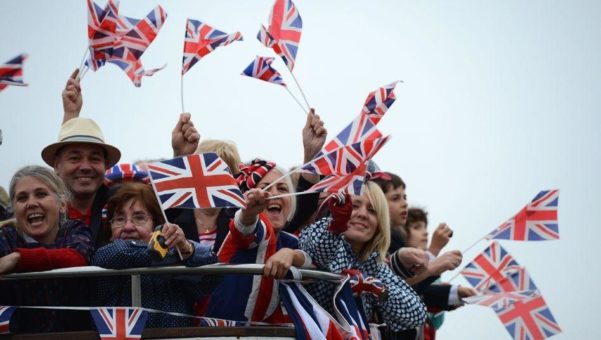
206;110;326;322
0;165;93;333
92;182;217;328
299;182;427;332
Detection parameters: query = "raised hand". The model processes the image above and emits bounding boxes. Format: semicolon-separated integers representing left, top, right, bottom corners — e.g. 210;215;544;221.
172;113;200;157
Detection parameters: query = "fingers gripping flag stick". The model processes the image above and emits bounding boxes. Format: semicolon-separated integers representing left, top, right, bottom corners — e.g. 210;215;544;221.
0;54;28;92
242;56;306;115
486;189;559;241
147;153;246;211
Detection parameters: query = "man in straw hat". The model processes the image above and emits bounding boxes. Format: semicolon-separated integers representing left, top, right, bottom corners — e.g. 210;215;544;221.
41;117;120;247
46;69;200;247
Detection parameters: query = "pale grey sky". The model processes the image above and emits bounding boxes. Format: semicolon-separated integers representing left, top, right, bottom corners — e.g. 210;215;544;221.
1;0;600;338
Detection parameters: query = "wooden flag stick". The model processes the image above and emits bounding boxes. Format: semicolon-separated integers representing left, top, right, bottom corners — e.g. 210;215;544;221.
76;47;89;81
447;235;488;283
180;73;186;114
284;86;308;115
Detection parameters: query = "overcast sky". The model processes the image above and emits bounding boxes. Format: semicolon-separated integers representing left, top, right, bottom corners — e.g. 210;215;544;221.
1;0;600;338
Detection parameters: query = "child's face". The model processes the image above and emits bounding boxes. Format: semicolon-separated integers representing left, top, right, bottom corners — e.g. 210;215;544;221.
406;221;428;250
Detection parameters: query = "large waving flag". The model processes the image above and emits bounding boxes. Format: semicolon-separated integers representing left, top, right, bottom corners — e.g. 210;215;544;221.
0;54;28;91
302;136;390;177
486;189;559;241
91;307;149;340
279;281;344;340
493;293;561;340
85;0;167;86
460;241;537;293
241;56;286;87
182;19;243;75
0;306;16;334
258;0;302;71
147;153;246;210
308;163;368;197
86;0;120;70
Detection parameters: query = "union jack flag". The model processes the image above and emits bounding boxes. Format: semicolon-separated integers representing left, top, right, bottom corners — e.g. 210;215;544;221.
86;0;120;70
241;56;286;87
320;115;383;156
279;281;344;340
90;307;149;340
259;0;303;71
460;241;537;293
182;19;243;75
333;279;370;340
303;136;390;177
107;47;165;87
486;190;559;241
0;54;28;91
198;317;243;327
85;1;167;86
0;306;15;334
147;153;246;210
494;293;561;340
464;290;540;310
104;163;149;186
345;270;386;298
361;81;401;124
308;163;367;197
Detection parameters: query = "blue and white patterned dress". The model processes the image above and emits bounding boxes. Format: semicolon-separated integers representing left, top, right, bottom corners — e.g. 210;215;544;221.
299;217;427;331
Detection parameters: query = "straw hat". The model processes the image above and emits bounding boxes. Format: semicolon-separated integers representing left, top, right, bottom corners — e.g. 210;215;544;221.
41;118;121;168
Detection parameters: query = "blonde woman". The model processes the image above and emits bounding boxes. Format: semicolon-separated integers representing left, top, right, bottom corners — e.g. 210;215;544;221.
299;181;427;332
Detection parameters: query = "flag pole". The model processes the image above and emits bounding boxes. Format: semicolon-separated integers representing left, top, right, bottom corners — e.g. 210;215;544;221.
78;65;89;81
180;73;185;113
268;190;317;200
462;235;487;255
263;167;303;191
76;46;89;81
290;71;310;110
147;170;184;260
284;86;308;115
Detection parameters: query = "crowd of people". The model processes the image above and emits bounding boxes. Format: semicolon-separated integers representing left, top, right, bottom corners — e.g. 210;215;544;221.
0;69;478;339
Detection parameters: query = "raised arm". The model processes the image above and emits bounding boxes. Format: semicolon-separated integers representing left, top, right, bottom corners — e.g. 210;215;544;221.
62;69;82;124
172;113;200;157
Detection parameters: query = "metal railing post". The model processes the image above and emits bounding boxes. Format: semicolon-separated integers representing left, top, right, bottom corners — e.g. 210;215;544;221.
131;274;142;307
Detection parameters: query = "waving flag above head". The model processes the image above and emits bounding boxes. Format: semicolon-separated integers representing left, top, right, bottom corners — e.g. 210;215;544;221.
148;153;246;210
85;0;167;86
460;241;537;293
308;163;368;197
361;81;401;123
486;189;559;241
493;293;561;340
242;56;286;87
303;136;390;177
91;307;148;340
182;19;243;75
0;306;16;334
0;54;28;91
320;114;383;157
259;0;302;71
86;0;120;70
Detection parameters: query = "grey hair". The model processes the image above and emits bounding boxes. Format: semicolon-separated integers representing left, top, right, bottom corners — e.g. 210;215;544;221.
9;165;71;225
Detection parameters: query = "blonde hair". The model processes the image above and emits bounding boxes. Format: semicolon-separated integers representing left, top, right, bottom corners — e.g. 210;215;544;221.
196;139;242;175
356;181;391;262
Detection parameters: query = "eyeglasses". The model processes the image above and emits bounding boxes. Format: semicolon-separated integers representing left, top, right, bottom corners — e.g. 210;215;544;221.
110;213;150;228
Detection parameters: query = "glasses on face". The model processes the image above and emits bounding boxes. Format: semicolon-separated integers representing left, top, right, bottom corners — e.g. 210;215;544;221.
110;213;150;228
